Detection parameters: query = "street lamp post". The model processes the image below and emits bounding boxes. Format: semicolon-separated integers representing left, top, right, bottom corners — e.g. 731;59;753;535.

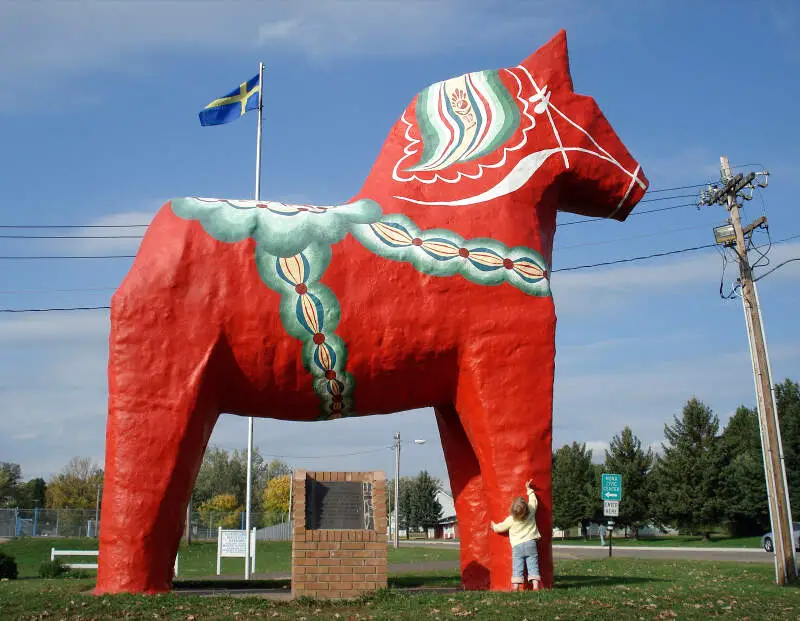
392;433;425;549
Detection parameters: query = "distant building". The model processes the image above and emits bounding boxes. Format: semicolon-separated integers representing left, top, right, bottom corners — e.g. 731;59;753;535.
429;490;458;539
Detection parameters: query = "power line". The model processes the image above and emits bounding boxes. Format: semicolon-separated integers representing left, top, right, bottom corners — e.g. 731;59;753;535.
0;183;713;233
551;243;717;272
0;305;112;313
0;234;143;240
558;202;697;227
754;257;800;282
0;200;702;248
555;223;707;251
260;446;392;460
0;224;148;230
638;193;699;203
2;199;696;238
0;255;137;260
2;233;797;311
0;287;117;295
644;183;711;193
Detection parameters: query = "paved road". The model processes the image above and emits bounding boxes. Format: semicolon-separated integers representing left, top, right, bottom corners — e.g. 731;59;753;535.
402;540;773;564
553;544;772;563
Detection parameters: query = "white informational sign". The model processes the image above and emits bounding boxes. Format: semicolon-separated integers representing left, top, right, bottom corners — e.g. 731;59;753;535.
217;527;256;575
603;500;619;517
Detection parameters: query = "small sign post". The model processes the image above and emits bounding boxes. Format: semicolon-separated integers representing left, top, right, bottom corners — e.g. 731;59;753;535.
601;473;622;501
601;474;622;557
216;527;256;576
603;500;619;517
607;520;614;557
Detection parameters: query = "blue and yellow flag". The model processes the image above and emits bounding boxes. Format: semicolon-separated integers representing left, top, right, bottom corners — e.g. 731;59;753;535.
199;74;260;126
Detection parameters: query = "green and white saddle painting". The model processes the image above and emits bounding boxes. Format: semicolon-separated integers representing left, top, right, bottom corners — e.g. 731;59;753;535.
171;197;551;419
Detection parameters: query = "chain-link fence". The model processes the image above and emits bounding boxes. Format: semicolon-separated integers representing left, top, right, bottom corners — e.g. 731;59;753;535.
0;508;291;541
0;508;100;538
191;510;290;540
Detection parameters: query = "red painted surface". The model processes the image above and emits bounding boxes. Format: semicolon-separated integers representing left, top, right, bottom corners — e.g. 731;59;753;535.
96;31;646;594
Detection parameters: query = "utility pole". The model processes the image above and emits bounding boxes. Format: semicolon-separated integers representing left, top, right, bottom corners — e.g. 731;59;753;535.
700;156;797;586
393;432;401;549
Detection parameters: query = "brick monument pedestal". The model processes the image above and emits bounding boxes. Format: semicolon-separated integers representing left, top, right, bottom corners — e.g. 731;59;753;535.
291;470;388;599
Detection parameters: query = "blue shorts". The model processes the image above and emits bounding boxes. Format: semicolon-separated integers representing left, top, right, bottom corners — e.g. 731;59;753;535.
511;539;540;582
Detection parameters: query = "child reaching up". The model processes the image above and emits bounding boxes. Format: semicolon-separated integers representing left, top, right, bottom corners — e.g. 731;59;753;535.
490;479;541;591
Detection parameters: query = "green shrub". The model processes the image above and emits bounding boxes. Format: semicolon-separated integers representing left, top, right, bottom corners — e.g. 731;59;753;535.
38;559;68;578
0;551;18;580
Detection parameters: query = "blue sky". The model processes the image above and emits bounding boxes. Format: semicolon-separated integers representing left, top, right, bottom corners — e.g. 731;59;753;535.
1;0;799;489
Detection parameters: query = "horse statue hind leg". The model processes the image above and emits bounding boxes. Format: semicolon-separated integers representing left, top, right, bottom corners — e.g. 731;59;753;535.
95;29;647;594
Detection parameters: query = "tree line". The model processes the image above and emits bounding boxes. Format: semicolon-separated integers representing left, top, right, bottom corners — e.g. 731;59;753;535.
5;377;798;540
552;378;800;539
0;457;101;510
0;448;292;530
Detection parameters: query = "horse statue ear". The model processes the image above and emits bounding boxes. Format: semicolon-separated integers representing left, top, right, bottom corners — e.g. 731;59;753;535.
519;29;574;94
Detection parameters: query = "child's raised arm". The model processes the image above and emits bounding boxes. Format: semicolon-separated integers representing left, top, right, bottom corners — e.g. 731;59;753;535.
526;479;538;511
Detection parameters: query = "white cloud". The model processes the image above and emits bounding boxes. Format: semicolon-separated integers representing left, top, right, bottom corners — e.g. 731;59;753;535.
0;0;581;113
584;441;609;462
64;210;153;256
553;242;800;317
639;146;721;186
0;309;109;344
254;1;564;60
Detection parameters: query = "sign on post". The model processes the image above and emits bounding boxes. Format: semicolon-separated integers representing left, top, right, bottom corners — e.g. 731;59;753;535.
601;473;622;501
603;500;619;517
216;527;256;575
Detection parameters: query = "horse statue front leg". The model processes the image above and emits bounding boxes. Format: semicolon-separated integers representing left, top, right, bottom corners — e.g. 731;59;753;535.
451;320;556;590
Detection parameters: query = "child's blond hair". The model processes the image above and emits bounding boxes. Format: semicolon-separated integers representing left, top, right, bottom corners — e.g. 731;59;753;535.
510;496;530;520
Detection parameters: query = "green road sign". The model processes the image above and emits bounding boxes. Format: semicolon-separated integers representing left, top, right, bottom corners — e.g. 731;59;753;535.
601;473;622;501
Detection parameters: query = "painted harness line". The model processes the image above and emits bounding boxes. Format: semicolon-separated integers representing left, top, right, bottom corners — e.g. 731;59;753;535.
171;197;550;419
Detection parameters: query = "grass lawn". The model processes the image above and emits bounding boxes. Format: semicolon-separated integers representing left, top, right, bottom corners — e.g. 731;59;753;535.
555;534;764;548
1;538;461;579
0;557;796;620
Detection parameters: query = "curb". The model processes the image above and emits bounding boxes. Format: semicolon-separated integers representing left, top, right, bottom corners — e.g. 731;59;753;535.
553;544;766;553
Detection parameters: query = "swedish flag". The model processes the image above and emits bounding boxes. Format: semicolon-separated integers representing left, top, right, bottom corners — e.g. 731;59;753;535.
199;74;260;126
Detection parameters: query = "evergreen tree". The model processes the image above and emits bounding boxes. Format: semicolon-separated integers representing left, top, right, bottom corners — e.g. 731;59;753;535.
604;427;654;538
552;442;594;532
0;463;22;507
651;398;725;539
776;379;800;521
719;406;770;535
412;470;443;533
14;478;46;508
398;478;415;537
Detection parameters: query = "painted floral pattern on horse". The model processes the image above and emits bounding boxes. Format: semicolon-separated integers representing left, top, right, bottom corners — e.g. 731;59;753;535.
255;243;354;419
171;197;382;257
393;68;542;185
408;70;520;172
171;196;552;417
350;214;550;297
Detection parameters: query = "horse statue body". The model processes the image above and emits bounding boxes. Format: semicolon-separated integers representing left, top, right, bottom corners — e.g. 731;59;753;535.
97;30;647;594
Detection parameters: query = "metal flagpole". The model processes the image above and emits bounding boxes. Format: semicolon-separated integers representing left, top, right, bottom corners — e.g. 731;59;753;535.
244;61;265;581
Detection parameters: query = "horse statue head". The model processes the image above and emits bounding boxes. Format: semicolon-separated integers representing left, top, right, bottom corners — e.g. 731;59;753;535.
358;30;647;262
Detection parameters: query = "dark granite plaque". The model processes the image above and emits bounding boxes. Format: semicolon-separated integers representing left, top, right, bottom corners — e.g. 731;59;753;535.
305;479;375;530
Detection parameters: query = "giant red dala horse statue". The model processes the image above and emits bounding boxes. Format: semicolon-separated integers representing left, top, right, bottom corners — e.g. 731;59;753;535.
97;30;647;594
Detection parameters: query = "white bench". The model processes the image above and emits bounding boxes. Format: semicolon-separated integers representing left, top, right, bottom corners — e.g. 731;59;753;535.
49;549;179;574
50;549;98;570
